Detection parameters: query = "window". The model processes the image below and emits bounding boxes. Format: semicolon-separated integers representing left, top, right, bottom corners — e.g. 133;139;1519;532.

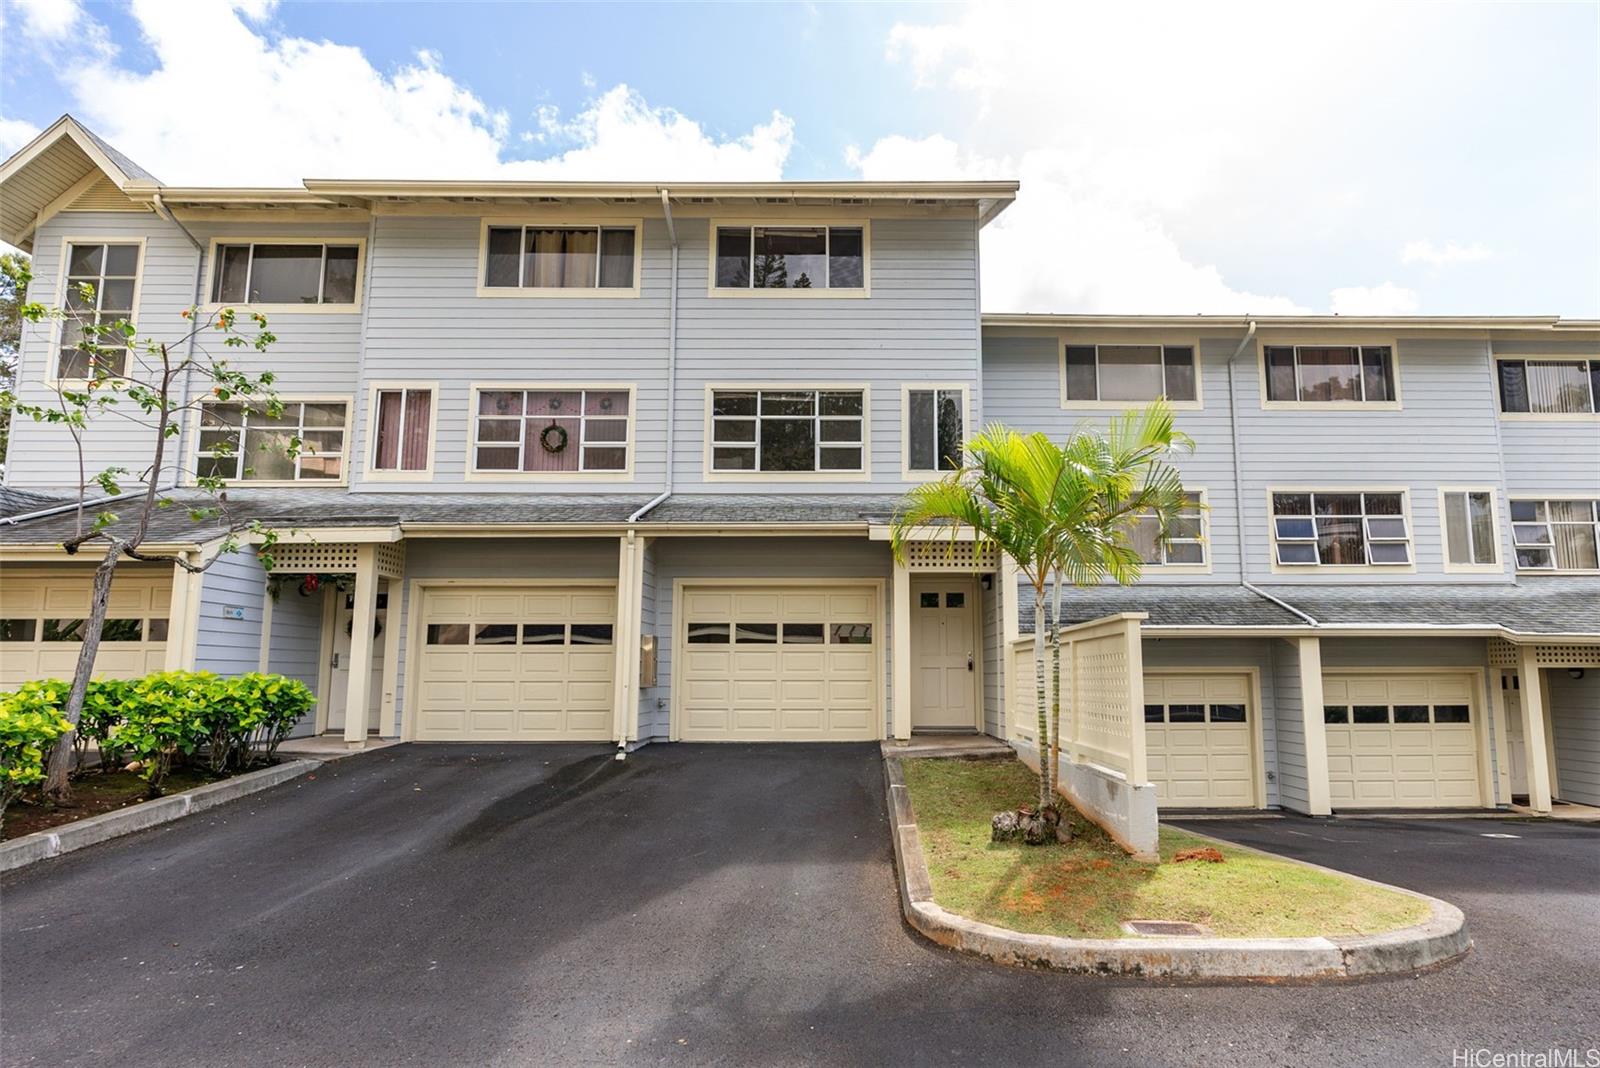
59;242;139;379
711;389;864;473
1272;491;1410;566
371;387;434;474
10;616;165;642
1334;702;1471;726
211;243;360;305
1497;358;1599;415
472;388;630;474
1129;491;1206;565
1263;345;1397;404
197;400;349;482
1441;490;1499;569
714;225;865;290
1144;703;1245;724
483;225;637;290
688;620;867;644
1511;499;1600;571
1063;345;1197;404
426;622;613;646
906;388;964;473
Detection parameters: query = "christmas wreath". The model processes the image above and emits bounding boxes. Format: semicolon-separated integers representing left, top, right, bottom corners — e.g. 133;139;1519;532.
539;422;569;453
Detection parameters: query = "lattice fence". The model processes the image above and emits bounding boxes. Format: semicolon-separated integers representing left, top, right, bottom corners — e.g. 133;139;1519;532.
265;541;405;579
903;539;999;572
1489;636;1600;669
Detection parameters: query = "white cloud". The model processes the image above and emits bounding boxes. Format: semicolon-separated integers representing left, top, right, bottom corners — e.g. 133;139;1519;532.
1400;239;1493;266
0;117;42;155
11;0;81;40
20;0;790;185
1329;282;1421;316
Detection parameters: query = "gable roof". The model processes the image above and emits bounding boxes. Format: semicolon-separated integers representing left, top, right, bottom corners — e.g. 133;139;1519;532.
0;115;160;251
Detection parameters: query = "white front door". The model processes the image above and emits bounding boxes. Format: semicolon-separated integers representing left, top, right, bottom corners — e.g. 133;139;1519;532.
1504;677;1528;797
325;590;386;735
910;578;979;732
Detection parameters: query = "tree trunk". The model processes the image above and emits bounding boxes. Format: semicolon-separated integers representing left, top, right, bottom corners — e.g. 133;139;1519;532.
43;540;123;801
1049;573;1063;802
1032;585;1049;811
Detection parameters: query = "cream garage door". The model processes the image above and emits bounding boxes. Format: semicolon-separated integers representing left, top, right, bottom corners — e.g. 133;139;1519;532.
678;585;880;741
1143;673;1256;808
1;571;171;688
414;586;616;741
1323;674;1481;808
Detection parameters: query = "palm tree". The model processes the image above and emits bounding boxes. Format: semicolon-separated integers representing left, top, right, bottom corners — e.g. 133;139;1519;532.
891;401;1193;817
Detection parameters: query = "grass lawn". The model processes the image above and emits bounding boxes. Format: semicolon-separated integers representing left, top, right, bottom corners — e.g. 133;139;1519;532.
903;758;1431;940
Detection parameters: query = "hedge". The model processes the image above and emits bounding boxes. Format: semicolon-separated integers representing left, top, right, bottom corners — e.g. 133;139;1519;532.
0;683;75;823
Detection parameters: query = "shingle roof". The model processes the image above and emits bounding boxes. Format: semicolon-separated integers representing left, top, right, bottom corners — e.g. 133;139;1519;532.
1018;582;1310;630
0;486;70;520
73;118;159;183
646;494;903;524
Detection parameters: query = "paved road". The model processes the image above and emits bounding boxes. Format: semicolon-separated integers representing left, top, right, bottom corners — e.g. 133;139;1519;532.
3;744;1596;1067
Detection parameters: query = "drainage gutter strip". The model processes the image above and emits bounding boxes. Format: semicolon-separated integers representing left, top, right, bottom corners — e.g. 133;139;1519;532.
883;757;1471;979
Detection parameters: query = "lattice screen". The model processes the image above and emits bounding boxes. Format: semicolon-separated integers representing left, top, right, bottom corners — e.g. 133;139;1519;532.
375;542;406;579
267;543;359;574
1489;636;1600;669
1006;613;1143;780
904;540;998;572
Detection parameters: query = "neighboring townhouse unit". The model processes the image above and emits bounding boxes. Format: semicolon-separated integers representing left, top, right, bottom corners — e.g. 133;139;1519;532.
2;116;1596;821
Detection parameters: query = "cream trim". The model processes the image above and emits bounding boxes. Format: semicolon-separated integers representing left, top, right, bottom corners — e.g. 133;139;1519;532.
1436;486;1504;575
702;382;872;483
474;218;643;298
1143;665;1268;809
188;393;356;487
1136;485;1212;575
1256;337;1404;411
202;236;367;314
463;381;637;482
1056;336;1205;410
1491;354;1600;421
705;219;871;299
899;382;971;481
1507;493;1600;575
1265;484;1418;575
44;234;148;388
363;380;439;482
908;574;983;732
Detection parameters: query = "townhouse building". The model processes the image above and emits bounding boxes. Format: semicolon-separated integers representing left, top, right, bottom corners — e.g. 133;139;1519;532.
2;116;1596;821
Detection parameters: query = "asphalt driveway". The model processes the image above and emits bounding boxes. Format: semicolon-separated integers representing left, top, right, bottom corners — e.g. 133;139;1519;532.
3;744;1597;1067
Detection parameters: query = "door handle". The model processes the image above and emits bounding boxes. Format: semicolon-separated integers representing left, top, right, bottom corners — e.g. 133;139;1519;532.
331;652;341;669
967;654;974;672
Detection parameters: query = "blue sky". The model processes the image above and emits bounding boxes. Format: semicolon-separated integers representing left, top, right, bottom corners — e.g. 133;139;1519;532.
2;0;1596;316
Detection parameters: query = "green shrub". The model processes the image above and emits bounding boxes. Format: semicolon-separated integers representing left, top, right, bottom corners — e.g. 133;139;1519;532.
109;671;215;791
198;673;316;772
0;682;75;823
79;677;134;770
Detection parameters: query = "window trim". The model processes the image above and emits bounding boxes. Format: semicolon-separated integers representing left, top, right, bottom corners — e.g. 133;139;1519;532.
46;235;147;386
464;382;637;482
1256;337;1404;411
705;219;871;299
1131;487;1212;574
899;382;970;481
1437;486;1503;575
189;394;355;487
203;237;367;313
1509;494;1600;574
702;382;872;482
1266;485;1417;574
1057;338;1204;410
363;380;439;483
1493;355;1600;422
475;218;643;298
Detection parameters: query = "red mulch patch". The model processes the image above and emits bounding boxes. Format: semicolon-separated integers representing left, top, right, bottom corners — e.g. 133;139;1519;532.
1171;846;1227;864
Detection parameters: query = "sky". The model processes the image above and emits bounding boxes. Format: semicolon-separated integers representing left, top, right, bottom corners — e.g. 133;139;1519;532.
1;0;1596;317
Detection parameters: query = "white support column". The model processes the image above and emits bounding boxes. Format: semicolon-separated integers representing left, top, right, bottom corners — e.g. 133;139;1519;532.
1124;619;1148;787
164;553;202;671
612;534;640;746
343;545;379;747
1518;646;1553;812
1487;668;1512;805
376;579;400;738
257;581;274;672
1297;636;1333;816
892;557;912;741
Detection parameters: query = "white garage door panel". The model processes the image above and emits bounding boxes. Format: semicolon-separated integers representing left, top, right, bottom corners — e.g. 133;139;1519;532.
1323;674;1482;808
1;573;172;687
678;584;880;742
414;586;616;741
1143;673;1256;809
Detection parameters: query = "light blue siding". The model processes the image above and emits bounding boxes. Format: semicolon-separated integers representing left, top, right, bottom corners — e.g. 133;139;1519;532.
267;587;325;739
1269;638;1311;813
194;551;266;676
1549;671;1600;806
1492;339;1600;498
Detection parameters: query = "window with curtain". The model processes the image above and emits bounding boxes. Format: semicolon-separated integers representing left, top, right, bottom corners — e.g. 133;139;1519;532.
1129;491;1206;564
1511;499;1600;571
210;243;360;305
1263;345;1397;403
197;400;348;482
59;242;139;379
906;388;964;472
711;389;864;472
1062;344;1197;403
1497;359;1599;415
714;225;865;290
472;388;630;473
1442;490;1498;568
1272;491;1410;566
483;226;636;289
372;388;434;473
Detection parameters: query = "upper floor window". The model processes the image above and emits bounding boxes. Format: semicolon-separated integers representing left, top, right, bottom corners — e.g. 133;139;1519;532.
1441;489;1499;571
714;225;865;291
59;241;140;379
482;225;638;291
211;242;360;305
711;389;864;472
197;400;349;483
1272;490;1410;567
1497;358;1599;417
905;387;964;473
1131;491;1206;565
1063;344;1197;405
1263;345;1397;405
1511;499;1599;572
370;387;435;476
472;388;631;474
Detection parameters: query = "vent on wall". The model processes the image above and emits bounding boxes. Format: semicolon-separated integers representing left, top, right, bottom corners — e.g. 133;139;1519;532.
67;175;142;212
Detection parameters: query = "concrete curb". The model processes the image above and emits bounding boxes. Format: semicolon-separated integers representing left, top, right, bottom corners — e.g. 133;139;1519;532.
1;759;321;874
883;757;1471;980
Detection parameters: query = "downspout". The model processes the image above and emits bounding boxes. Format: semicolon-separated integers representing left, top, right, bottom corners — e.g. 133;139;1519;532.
1223;318;1318;627
151;193;206;488
627;188;680;524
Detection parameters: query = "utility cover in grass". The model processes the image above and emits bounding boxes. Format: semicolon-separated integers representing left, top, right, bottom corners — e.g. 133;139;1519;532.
901;758;1430;941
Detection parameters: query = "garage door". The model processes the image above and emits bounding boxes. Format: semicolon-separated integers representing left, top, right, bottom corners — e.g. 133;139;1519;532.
414;586;616;741
1143;673;1256;808
0;571;171;688
1323;673;1481;808
678;584;880;741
